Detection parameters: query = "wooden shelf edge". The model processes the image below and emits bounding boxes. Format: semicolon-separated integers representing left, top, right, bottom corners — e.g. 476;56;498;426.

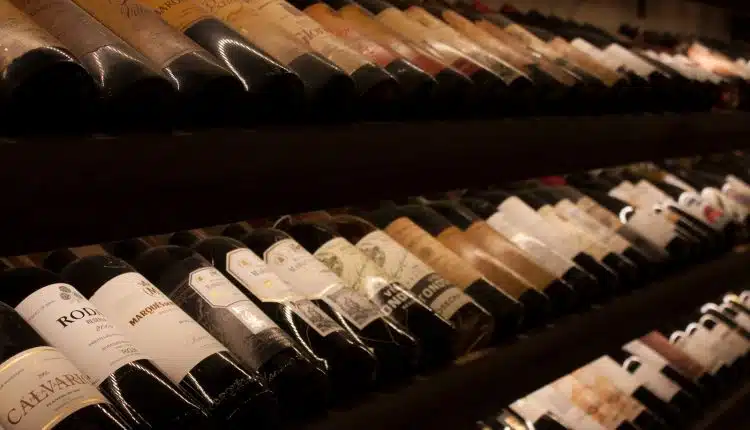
300;250;750;430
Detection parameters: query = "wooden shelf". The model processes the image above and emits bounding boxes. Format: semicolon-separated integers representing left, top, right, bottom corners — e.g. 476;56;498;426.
300;250;750;430
4;112;750;255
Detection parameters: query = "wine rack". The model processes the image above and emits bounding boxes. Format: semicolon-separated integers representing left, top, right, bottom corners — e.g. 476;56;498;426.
6;112;750;256
299;249;750;430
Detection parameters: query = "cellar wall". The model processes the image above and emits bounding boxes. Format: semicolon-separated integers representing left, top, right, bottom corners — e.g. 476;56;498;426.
487;0;730;40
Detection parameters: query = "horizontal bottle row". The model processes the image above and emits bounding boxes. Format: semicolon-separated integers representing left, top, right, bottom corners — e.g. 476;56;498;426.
0;0;747;131
0;153;749;429
480;290;750;430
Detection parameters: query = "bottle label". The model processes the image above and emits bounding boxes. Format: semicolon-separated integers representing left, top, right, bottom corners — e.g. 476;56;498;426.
403;6;520;84
71;0;202;68
733;311;750;332
493;197;578;259
673;328;722;374
12;0;130;59
583;356;641;395
337;4;444;76
640;331;706;380
0;346;110;430
0;0;61;71
304;3;395;67
141;0;213;32
553;374;630;428
571;363;645;422
240;0;371;74
484;211;574;276
90;272;229;382
179;267;293;370
264;239;382;329
16;283;148;386
196;0;310;64
508;398;546;424
384;217;483;290
357;230;474;319
538;206;609;261
722;181;750;207
285;299;342;337
676;191;730;231
703;188;749;223
528;384;607;430
436;226;532;299
554;199;631;253
626;209;678;248
608;180;637;203
314;237;416;319
226;248;302;303
603;43;658;77
627;358;681;401
702;322;743;366
546;37;619;86
623;339;670;368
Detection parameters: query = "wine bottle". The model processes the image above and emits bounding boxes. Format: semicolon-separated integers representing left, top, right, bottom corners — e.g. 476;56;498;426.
68;0;245;125
550;374;640;430
169;230;379;402
358;207;523;340
466;190;619;300
0;0;95;131
571;357;670;430
199;0;400;110
1;258;208;429
460;197;602;306
223;225;421;387
0;302;132;430
668;328;729;394
43;245;279;428
512;189;642;290
352;0;523;107
606;349;691;427
425;200;579;314
291;0;437;107
325;0;475;107
139;0;307;115
328;214;495;354
529;187;655;284
281;220;457;370
690;311;750;379
11;0;175;128
118;242;331;422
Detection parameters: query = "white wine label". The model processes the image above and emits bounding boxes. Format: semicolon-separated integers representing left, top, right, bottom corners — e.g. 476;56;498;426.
16;283;147;386
626;210;678;248
0;346;109;430
528;384;608;430
572;362;645;422
676;192;730;231
553;374;630;429
494;197;578;259
633;180;676;208
554;200;631;253
314;237;418;320
509;398;546;424
608;180;637;204
602;44;658;77
674;329;722;374
357;230;474;319
226;248;302;303
538;207;610;261
90;272;228;383
584;356;641;395
623;340;670;368
285;299;342;337
627;358;681;402
264;239;382;330
485;211;575;276
703;322;744;366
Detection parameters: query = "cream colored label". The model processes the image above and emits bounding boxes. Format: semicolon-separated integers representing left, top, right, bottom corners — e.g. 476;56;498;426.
313;237;392;298
553;374;629;428
141;0;212;32
384;217;482;289
527;384;607;430
625;356;681;402
673;329;723;374
538;206;609;261
90;272;229;383
554;199;630;253
0;347;109;430
237;0;370;74
16;284;148;386
547;37;620;86
71;0;201;68
226;248;301;303
12;0;127;59
573;359;646;421
197;0;309;64
0;0;61;70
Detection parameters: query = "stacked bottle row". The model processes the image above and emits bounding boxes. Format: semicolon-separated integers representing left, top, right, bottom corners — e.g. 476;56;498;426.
479;290;750;430
0;0;742;131
1;153;750;429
